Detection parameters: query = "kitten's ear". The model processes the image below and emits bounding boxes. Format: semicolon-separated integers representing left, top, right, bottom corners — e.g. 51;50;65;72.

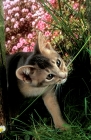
38;32;53;54
16;65;35;83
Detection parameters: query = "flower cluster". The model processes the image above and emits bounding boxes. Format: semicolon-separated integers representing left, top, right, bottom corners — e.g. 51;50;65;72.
3;0;53;54
3;0;86;57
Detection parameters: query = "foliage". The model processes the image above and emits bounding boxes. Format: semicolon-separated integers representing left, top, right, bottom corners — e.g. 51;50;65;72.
3;103;91;140
3;0;88;60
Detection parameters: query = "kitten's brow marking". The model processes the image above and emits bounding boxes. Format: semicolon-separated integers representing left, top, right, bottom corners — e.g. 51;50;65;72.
45;69;50;73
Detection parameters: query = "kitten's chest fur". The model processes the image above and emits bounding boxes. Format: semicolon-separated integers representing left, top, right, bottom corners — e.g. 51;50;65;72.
18;79;53;97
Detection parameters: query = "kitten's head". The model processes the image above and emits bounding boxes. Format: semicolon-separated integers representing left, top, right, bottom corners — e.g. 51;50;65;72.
16;32;68;87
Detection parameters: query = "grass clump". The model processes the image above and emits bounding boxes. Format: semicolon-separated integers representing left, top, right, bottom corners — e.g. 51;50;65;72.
4;115;91;140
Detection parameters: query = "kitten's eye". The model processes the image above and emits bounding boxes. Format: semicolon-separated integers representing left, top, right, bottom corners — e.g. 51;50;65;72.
46;74;54;80
56;59;61;67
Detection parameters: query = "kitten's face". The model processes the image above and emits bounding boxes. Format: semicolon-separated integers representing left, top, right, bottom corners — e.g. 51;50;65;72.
16;32;68;87
45;50;68;85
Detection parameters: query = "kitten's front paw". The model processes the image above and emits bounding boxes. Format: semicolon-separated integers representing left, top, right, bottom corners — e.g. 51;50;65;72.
55;123;71;131
60;123;71;131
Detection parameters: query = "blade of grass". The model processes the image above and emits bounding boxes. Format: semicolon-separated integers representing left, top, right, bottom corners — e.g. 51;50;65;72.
84;97;87;117
11;85;55;124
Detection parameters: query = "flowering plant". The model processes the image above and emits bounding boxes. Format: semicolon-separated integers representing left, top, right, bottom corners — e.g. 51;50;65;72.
3;0;53;54
3;0;87;62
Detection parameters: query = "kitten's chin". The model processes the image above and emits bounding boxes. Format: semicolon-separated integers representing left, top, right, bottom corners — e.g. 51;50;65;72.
57;78;67;85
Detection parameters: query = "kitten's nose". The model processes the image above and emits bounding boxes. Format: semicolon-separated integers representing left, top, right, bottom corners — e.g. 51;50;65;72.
59;73;67;79
63;74;67;79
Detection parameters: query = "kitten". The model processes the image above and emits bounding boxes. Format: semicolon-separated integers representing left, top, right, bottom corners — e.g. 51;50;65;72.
6;32;69;130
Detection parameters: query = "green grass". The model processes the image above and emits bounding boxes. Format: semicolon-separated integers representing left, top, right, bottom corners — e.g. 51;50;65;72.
7;125;91;140
3;94;91;140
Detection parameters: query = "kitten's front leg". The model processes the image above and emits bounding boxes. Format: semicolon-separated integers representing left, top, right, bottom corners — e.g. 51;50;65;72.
42;91;69;130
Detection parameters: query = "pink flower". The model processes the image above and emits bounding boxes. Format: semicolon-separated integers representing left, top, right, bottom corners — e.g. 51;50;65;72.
8;9;12;14
31;5;37;11
20;18;25;22
6;17;10;21
22;47;29;52
15;13;19;17
12;46;18;51
32;11;41;17
36;20;46;31
30;0;35;2
15;6;19;11
7;40;11;44
27;12;32;17
73;3;79;10
31;42;35;47
10;51;15;54
12;7;17;11
48;0;56;7
27;33;33;39
11;18;16;22
39;7;44;12
14;21;19;28
10;0;19;6
26;13;32;19
29;46;34;52
4;4;10;9
45;31;51;37
11;36;15;40
32;31;36;36
19;38;27;44
42;13;52;22
48;0;56;4
6;27;10;32
22;8;29;13
17;43;22;48
26;15;30;19
32;21;36;26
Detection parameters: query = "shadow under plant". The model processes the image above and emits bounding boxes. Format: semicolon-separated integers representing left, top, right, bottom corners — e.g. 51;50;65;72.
57;51;91;127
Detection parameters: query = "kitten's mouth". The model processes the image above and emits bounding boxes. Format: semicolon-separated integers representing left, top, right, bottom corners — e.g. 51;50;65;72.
57;78;67;85
61;78;67;84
